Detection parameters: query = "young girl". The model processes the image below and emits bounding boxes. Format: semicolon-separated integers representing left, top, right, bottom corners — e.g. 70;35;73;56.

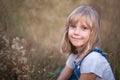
57;5;115;80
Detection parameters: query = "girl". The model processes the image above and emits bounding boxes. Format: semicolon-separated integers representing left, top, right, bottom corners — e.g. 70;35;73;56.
57;5;115;80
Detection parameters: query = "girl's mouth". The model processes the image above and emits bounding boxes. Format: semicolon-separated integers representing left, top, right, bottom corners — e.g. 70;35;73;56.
72;37;81;41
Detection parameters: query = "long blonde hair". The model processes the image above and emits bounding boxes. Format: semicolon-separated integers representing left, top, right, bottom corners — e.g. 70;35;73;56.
61;5;100;55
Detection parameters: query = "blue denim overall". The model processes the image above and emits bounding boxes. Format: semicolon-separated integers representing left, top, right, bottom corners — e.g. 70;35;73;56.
59;48;107;80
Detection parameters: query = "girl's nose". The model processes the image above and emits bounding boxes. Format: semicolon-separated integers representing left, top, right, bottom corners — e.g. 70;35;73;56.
74;27;80;34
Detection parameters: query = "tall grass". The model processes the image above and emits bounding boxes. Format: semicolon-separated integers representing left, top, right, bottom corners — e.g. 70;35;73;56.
0;0;120;80
0;31;31;80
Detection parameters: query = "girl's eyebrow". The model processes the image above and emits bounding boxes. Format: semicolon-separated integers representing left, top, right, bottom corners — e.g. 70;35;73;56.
69;20;91;28
81;24;89;27
69;24;76;26
83;22;91;28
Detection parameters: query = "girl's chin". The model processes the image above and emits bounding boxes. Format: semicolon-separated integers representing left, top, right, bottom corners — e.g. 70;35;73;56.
72;43;84;48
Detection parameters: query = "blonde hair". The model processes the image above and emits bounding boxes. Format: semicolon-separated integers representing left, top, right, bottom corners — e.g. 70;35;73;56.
61;5;100;55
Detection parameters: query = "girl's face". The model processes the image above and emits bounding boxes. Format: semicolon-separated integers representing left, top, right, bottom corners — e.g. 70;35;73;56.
68;17;91;51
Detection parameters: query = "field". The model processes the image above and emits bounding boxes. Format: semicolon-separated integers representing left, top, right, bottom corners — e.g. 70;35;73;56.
0;0;120;80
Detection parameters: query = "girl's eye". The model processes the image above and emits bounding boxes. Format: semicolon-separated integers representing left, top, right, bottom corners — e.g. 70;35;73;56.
69;25;76;28
81;25;88;30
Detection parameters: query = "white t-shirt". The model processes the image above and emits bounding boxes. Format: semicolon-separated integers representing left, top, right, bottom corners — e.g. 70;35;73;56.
66;51;115;80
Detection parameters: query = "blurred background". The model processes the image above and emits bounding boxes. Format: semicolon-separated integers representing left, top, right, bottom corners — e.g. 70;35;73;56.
0;0;120;80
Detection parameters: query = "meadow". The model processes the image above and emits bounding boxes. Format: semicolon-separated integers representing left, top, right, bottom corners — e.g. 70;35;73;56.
0;0;120;80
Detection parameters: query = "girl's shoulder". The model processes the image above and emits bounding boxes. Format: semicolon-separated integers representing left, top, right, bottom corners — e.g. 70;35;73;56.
66;53;78;69
68;53;78;58
84;51;107;62
80;50;114;80
81;51;109;70
67;53;78;63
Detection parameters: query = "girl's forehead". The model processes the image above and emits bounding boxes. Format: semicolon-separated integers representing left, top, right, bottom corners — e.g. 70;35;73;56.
69;14;92;27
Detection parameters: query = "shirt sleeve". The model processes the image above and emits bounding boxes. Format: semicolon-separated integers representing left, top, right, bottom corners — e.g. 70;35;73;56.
80;51;109;78
66;54;76;69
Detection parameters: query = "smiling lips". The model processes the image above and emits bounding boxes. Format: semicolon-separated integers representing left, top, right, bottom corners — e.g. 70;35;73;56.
71;36;82;41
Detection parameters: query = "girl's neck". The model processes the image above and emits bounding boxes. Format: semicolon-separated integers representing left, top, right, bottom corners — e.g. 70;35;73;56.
76;45;86;53
76;45;93;59
76;46;86;58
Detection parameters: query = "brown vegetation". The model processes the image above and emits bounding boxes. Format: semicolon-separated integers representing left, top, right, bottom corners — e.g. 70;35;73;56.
0;31;30;80
0;0;120;80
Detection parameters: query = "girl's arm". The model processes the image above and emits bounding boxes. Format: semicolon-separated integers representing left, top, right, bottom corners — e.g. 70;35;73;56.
79;73;96;80
57;66;73;80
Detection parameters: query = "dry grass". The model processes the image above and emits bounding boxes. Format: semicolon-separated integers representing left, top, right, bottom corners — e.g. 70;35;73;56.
0;0;120;80
0;31;31;80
